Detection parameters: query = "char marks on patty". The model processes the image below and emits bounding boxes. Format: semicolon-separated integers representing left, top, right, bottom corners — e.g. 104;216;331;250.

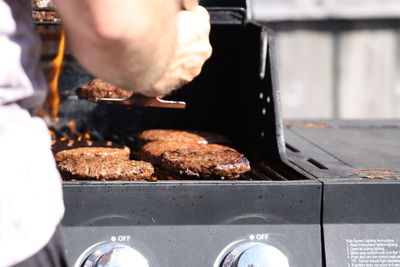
54;146;131;162
136;129;249;180
137;140;249;180
58;158;154;180
137;141;234;164
159;148;250;180
53;141;154;180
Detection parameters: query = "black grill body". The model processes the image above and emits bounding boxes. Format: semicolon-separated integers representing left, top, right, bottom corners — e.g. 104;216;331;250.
63;181;322;266
285;120;400;267
57;1;324;266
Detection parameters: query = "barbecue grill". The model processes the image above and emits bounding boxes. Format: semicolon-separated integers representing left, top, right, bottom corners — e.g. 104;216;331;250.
34;0;400;266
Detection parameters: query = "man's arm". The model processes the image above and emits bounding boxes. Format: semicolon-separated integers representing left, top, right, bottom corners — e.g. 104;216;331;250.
53;0;179;94
53;0;211;96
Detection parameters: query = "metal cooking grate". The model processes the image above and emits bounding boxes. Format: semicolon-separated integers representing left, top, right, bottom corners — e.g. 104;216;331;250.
32;6;61;25
49;126;303;182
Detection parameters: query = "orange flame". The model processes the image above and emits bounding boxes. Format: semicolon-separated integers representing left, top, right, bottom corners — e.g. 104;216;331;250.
77;132;91;141
84;132;91;139
37;29;65;119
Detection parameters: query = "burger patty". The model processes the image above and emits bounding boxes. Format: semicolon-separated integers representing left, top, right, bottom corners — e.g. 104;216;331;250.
137;129;230;146
159;148;250;180
55;146;131;162
76;79;132;100
32;0;60;22
137;141;234;164
58;158;154;180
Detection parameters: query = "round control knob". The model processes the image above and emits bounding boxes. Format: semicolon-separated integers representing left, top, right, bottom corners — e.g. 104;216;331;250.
221;242;289;267
82;243;149;267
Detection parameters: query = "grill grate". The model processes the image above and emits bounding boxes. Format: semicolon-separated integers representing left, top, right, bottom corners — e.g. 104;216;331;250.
50;126;300;182
32;6;61;25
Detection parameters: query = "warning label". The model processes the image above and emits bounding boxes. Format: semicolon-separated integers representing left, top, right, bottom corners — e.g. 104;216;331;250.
346;239;400;267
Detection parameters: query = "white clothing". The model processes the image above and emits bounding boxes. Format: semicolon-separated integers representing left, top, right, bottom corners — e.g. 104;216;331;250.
0;0;65;266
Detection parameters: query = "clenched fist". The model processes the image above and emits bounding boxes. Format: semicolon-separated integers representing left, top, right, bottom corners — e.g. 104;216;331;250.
149;5;212;96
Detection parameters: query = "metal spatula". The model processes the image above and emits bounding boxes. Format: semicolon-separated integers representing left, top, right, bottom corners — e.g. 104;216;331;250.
84;94;186;109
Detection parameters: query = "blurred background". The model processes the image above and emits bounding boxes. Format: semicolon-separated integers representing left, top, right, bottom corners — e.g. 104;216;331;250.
253;0;400;119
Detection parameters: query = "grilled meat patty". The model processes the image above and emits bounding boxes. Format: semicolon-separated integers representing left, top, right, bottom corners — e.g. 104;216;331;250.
159;148;250;180
137;141;234;164
32;0;60;22
76;79;132;100
136;129;249;179
53;144;152;180
137;129;230;146
55;146;131;162
58;158;154;180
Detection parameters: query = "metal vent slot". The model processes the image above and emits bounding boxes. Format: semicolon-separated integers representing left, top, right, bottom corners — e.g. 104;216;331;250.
307;158;328;170
285;143;300;153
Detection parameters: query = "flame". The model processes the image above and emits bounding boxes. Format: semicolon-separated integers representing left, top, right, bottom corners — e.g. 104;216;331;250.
37;29;65;119
77;132;91;141
84;132;91;139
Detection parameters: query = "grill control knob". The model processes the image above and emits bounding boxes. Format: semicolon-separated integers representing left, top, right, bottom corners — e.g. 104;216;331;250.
220;242;289;267
82;243;149;267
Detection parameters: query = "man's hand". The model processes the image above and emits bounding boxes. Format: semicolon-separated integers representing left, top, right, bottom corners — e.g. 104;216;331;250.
55;0;210;96
147;6;212;96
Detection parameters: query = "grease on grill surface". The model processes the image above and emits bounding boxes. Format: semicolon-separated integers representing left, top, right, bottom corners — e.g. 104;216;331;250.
356;169;400;180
